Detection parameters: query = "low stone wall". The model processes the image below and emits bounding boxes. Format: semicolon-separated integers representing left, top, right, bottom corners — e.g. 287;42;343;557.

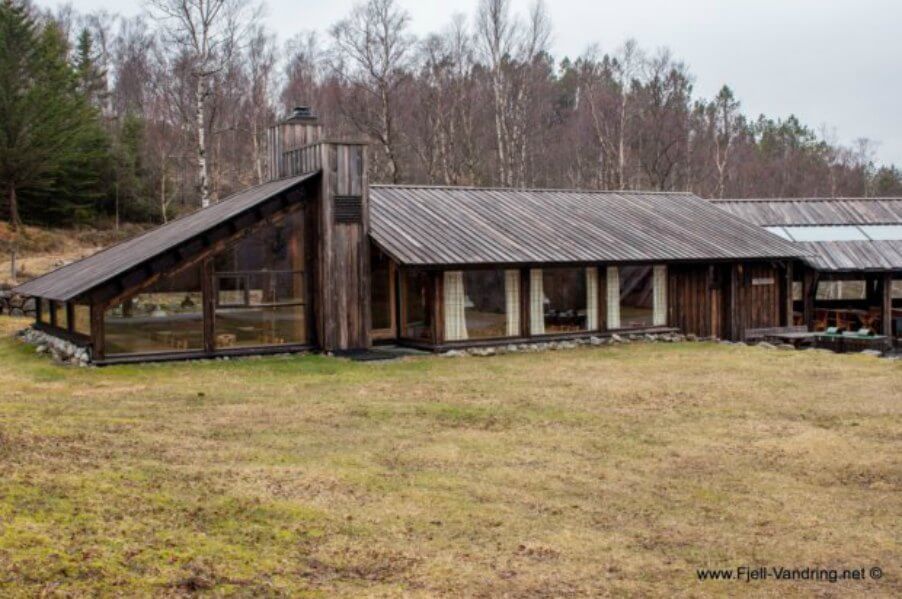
0;291;36;317
17;327;91;367
443;331;690;357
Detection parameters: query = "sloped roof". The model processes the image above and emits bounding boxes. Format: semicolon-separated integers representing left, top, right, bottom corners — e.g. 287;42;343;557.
712;198;902;272
369;186;803;266
711;197;902;226
794;240;902;271
15;174;315;301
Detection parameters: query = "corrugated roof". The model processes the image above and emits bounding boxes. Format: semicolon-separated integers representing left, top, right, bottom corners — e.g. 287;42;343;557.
795;241;902;272
711;197;902;272
369;186;803;266
15;174;315;301
711;197;902;226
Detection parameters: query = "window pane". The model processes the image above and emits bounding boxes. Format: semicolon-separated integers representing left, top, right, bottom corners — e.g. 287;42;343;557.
214;211;304;272
403;270;431;339
859;225;902;240
464;270;509;339
73;304;90;336
620;266;654;328
217;276;247;306
765;226;792;240
55;302;68;330
783;226;867;241
39;299;51;324
214;305;306;348
894;280;902;299
543;268;587;333
105;265;204;355
816;281;866;301
212;210;309;349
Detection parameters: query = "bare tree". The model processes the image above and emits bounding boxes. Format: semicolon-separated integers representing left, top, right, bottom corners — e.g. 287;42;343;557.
330;0;413;183
145;0;258;207
710;85;739;198
613;39;642;189
476;0;515;186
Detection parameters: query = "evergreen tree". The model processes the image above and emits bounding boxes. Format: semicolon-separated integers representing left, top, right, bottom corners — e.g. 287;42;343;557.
75;27;109;111
0;0;110;229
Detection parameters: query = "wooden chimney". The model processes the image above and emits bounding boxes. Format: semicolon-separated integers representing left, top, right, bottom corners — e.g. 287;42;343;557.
266;106;324;180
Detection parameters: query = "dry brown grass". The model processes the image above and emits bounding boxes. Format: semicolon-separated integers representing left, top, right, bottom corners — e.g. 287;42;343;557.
0;315;899;597
0;223;144;287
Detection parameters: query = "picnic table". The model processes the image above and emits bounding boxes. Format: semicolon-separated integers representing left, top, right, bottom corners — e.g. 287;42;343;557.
814;332;890;354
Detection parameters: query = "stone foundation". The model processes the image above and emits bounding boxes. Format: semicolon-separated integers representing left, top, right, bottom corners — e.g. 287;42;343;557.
0;291;36;317
17;327;91;367
443;331;690;357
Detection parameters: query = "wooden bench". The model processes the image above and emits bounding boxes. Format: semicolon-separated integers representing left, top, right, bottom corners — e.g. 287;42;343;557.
744;325;809;344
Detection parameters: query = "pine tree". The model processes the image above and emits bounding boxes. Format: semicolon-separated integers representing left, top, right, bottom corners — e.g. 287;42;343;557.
75;27;109;112
0;0;111;229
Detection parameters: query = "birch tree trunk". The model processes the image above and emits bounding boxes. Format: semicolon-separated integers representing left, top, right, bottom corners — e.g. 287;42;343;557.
196;74;210;207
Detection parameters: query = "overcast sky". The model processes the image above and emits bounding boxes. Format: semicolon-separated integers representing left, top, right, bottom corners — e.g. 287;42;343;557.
41;0;902;167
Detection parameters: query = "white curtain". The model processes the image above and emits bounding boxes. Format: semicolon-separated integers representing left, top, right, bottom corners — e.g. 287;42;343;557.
606;266;621;329
443;271;468;341
653;265;667;326
505;270;521;337
586;267;599;330
529;269;545;335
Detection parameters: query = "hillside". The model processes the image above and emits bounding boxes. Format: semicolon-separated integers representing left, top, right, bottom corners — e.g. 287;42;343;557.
0;223;144;288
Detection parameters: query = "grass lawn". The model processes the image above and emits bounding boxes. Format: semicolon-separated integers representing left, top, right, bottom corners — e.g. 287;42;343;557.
0;316;899;597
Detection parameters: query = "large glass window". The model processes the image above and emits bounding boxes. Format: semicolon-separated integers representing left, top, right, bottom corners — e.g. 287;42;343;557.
213;211;308;348
54;302;68;330
463;270;507;339
438;269;520;341
542;268;587;333
816;280;866;301
402;270;432;340
72;304;90;336
619;266;654;328
104;265;204;355
39;299;51;325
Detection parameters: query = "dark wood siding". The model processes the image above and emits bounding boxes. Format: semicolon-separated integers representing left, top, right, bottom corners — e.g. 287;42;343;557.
316;142;370;350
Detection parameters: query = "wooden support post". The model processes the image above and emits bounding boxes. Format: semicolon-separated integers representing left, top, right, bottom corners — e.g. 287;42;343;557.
202;258;214;353
432;271;443;345
597;265;607;331
802;268;818;330
519;269;530;338
882;273;892;338
783;261;794;327
729;263;741;341
90;302;105;361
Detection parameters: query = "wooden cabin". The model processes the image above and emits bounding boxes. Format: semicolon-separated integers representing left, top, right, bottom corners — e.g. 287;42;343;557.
713;198;901;344
14;108;803;364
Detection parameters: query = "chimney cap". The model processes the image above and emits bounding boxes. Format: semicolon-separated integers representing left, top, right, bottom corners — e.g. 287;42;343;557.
286;106;317;122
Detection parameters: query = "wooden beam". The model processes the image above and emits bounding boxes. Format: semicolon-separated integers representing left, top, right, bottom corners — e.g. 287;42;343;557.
783;261;794;326
882;273;892;338
802;268;819;330
90;302;104;361
432;271;443;345
597;266;607;331
95;199;306;311
729;263;741;341
66;302;75;334
202;258;215;353
520;268;530;337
